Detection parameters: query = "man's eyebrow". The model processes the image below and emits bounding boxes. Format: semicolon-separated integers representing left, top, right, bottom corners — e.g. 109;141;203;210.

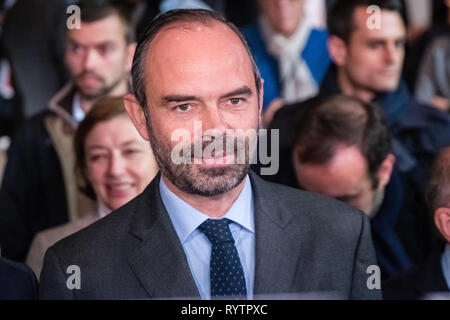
95;41;115;47
366;38;386;43
67;38;80;45
67;38;87;49
162;86;253;105
220;86;253;99
162;94;198;104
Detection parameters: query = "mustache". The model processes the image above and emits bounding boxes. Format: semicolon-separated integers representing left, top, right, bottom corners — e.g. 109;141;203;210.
184;135;253;159
76;71;104;82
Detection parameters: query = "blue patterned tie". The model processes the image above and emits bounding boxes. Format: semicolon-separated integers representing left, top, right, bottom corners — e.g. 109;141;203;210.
199;218;247;299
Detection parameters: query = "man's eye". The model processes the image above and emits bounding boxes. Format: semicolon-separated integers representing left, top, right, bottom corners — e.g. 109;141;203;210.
70;44;83;54
175;104;191;112
369;43;382;49
227;98;246;106
97;44;114;55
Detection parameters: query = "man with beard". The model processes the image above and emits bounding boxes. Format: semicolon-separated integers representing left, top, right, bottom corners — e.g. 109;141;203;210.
291;95;439;280
39;9;380;300
269;0;450;194
0;0;136;262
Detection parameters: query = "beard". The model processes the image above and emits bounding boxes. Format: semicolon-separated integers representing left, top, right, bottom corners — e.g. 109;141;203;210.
75;71;125;100
145;120;256;197
368;187;385;218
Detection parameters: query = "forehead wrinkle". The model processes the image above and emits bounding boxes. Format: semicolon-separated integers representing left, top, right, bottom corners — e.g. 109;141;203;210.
144;21;254;101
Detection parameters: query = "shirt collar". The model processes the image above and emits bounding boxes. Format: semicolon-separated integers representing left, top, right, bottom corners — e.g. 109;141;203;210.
159;175;254;244
72;93;85;123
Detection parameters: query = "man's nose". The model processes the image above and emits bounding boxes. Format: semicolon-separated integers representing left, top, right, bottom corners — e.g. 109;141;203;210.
384;43;398;64
201;106;227;132
82;49;101;71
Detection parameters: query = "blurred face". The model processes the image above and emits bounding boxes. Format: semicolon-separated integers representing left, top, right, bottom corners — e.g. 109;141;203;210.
85;115;158;210
126;21;263;196
338;8;406;94
293;145;384;216
65;14;134;100
258;0;306;37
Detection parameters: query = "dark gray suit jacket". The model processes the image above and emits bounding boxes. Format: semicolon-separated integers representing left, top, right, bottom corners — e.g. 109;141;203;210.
39;172;381;299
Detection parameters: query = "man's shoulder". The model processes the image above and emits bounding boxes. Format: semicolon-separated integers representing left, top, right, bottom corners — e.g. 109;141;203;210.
0;257;37;299
428;35;450;53
9;110;57;148
250;172;366;227
0;257;35;278
5;111;58;167
383;251;449;299
16;111;51;135
399;100;450;146
48;195;141;259
405;99;450;125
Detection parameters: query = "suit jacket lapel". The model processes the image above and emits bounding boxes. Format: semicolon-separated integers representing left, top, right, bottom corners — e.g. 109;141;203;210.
250;172;303;296
127;174;200;299
126;171;304;298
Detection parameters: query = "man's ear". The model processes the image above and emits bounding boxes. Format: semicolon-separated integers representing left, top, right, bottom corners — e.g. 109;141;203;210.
328;35;348;66
126;42;137;71
434;207;450;243
378;154;395;189
123;94;150;141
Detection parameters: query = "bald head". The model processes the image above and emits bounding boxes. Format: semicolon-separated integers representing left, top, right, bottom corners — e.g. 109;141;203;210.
145;20;254;106
130;9;261;114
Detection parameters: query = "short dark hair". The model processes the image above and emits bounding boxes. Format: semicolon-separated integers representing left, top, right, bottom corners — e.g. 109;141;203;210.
74;96;128;200
131;9;261;118
328;0;404;43
76;0;135;44
426;147;450;214
293;95;392;189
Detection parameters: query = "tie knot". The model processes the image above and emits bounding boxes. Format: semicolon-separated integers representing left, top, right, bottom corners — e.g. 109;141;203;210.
199;218;234;245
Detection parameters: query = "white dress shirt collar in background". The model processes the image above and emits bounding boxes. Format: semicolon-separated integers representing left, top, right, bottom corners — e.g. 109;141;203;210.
72;93;85;123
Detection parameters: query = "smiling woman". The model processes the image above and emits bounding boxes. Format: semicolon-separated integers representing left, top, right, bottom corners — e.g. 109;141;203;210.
74;96;158;209
25;96;159;279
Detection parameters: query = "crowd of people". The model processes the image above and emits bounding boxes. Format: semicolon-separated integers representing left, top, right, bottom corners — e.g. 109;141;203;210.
0;0;449;300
